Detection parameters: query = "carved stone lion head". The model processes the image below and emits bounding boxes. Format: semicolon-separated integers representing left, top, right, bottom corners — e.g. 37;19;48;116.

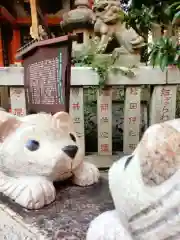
93;0;120;24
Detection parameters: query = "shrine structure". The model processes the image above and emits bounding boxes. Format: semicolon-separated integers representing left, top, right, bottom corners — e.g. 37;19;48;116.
0;0;94;67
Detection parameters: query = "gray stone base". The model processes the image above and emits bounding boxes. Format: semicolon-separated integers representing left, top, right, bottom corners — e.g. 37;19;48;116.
0;177;113;240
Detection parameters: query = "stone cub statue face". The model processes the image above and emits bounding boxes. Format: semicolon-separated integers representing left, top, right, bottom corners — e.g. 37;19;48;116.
0;111;83;181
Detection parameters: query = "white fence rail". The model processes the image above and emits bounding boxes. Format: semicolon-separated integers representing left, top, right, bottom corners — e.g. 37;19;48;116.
0;66;180;167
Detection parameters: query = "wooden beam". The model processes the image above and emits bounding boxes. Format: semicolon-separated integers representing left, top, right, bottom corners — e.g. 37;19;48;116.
10;29;22;64
0;28;4;66
44;16;62;25
0;7;16;25
29;0;39;39
16;17;62;26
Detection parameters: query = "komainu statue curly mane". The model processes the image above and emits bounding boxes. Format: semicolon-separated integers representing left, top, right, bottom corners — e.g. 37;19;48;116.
93;0;145;54
87;119;180;239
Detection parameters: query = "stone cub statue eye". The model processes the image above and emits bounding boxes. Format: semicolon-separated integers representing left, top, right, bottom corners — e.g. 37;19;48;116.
26;139;40;151
69;133;76;142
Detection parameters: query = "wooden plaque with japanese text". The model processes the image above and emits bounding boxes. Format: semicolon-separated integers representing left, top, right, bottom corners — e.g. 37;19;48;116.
16;36;73;114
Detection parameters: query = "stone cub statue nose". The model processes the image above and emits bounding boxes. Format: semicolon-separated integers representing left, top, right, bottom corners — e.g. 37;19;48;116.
62;145;78;159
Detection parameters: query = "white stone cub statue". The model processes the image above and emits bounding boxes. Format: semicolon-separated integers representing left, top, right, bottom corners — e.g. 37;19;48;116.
0;110;100;210
87;119;180;240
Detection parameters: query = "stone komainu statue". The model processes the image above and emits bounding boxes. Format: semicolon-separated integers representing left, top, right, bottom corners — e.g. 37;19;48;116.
93;0;145;54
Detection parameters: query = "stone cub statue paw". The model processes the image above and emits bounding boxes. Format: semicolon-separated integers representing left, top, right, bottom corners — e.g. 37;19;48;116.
16;177;56;209
73;162;100;186
87;210;133;240
0;110;100;209
1;175;55;209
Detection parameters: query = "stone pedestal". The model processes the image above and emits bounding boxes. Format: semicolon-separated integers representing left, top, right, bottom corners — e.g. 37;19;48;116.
112;48;141;67
0;177;113;240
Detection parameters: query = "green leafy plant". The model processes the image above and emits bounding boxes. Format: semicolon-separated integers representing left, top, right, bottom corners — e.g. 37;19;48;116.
121;5;154;62
72;40;135;87
72;50;110;87
149;36;180;71
130;0;176;25
124;1;180;32
122;5;155;39
165;1;180;25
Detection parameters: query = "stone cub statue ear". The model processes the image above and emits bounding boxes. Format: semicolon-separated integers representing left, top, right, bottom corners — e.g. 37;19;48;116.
53;111;74;133
0;112;21;143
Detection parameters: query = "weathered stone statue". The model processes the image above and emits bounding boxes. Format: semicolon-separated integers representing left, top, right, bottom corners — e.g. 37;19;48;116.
0;110;99;210
87;119;180;239
93;0;144;51
93;0;145;66
60;0;145;66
